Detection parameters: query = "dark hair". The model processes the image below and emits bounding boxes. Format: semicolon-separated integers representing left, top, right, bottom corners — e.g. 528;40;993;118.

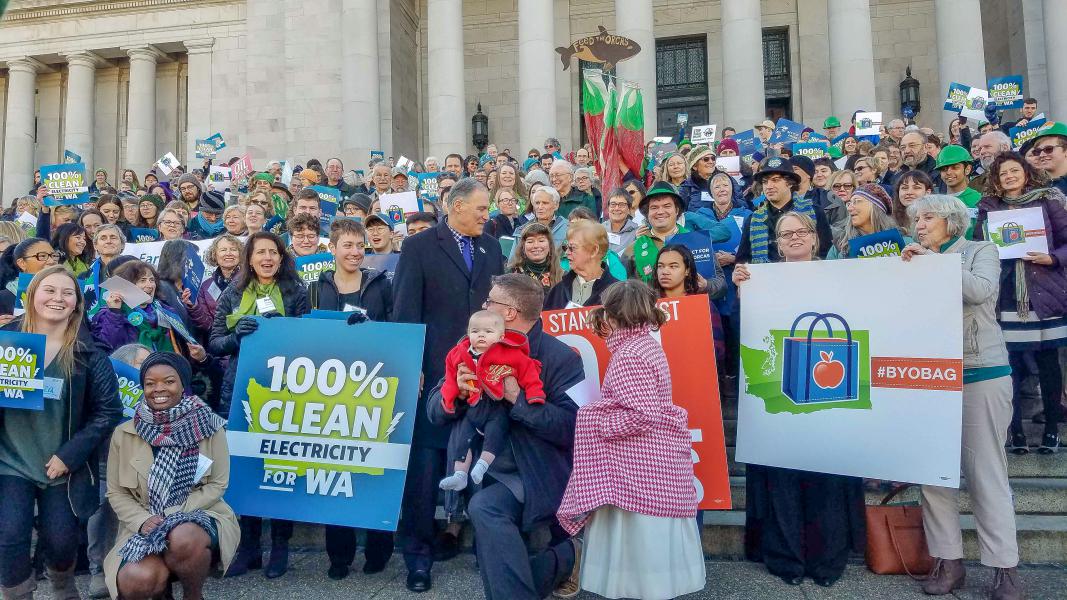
1024;98;1038;105
650;244;700;296
436;173;457;185
95;194;126;224
567;207;597;222
624;178;647;198
329;219;367;244
286;213;320;234
233;231;302;292
78;208;106;228
326;157;344;169
986;151;1050;197
113;260;165;303
157;239;195;284
405;211;438;227
445;153;464;167
587;279;667;337
813;157;838;173
539;153;554;162
607;187;631;204
306;158;323;169
0;237;50;286
51;223;94;264
892;170;935;229
925;134;943;150
295;188;320;204
490;273;545;318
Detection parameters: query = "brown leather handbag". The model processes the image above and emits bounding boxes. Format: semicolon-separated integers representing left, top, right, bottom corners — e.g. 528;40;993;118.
865;484;934;577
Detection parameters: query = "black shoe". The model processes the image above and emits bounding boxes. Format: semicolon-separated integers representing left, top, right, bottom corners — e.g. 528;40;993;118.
224;548;262;577
779;575;803;586
406;569;432;593
326;563;349;580
813;576;838;587
1008;432;1029;455
432;531;461;562
1038;432;1060;454
362;556;389;574
264;544;289;579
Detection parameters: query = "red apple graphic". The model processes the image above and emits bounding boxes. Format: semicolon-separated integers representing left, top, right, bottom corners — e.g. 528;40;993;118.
812;351;845;389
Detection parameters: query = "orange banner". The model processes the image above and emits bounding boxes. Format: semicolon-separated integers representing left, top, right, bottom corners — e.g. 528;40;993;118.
542;294;731;510
870;357;964;391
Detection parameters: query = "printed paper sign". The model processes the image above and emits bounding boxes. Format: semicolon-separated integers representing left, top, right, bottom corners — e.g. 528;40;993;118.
111;358;144;420
960;88;990;121
208;166;232;192
41;162;90;206
944;82;971;112
380;191;421;227
225;318;425;530
769;118;806;145
416;172;441;201
737;255;964;486
988;76;1024;110
716;156;741;181
985;207;1049;259
156;152;180;176
194;139;217;159
230;154;254;182
370;150;385;161
0;330;46;410
100;276;152;309
205;132;226;152
63;150;82;164
848;229;906;259
309;186;342;235
691;124;717;145
854;112;883;136
542;295;731;510
295;252;335;284
1010;118;1049;150
792;142;829;159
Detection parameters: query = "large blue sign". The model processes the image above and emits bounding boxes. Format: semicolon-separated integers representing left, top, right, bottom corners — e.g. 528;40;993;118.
225;318;425;530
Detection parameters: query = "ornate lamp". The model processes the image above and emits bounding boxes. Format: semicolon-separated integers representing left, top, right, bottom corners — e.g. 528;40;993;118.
472;103;489;152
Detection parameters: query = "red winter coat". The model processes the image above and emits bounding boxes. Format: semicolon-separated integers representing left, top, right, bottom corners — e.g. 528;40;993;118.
441;329;546;412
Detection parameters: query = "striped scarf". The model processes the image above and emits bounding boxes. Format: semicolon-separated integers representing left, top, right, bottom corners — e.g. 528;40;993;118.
119;395;225;563
749;194;817;264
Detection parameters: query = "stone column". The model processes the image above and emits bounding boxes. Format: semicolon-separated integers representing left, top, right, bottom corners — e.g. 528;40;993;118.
184;39;214;166
827;0;877;119
124;46;164;172
721;0;766;130
426;0;466;160
342;0;380;168
1043;0;1067;119
1;57;43;203
62;52;103;171
518;0;557;153
615;0;657;140
936;0;987;127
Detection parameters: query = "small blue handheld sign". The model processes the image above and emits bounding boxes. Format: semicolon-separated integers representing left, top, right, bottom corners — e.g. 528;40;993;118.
0;330;47;410
848;229;906;259
182;243;206;303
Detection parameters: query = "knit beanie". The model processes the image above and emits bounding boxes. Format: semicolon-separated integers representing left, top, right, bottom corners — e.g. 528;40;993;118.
199;190;226;215
686;145;715;173
140;194;165;212
176;173;202;194
853;183;892;214
791;155;815;179
717;138;740;155
299;169;321;185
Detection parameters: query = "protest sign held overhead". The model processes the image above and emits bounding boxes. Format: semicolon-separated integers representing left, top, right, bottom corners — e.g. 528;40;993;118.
556;25;640;71
41;162;90;205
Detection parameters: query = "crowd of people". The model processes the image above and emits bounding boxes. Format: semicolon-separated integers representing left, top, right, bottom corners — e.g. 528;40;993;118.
0;92;1063;600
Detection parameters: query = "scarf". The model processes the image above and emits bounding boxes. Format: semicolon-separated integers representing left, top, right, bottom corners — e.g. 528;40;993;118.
225;281;285;329
119;395;225;563
271;193;289;220
126;303;175;352
749;194;817;264
66;256;89;277
194;211;226;237
521;259;553;289
1000;188;1052;320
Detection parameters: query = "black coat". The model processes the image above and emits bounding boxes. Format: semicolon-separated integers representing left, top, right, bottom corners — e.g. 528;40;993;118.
0;320;121;519
208;279;309;416
427;320;583;531
392;220;504;448
484;213;519;239
308;268;392;321
543;267;620;310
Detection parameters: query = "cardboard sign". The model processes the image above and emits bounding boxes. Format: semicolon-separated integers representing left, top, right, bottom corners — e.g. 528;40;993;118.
225;318;425;530
0;330;47;410
988;76;1024;110
380;191;421;227
230;154;254;182
41;162;90;205
194;139;217;159
1010;118;1049;150
295;252;336;284
208;166;232;192
733;129;763;158
205;132;226;152
156;152;180;176
848;229;906;259
122;238;214;267
737;255;964;486
944;82;971;112
691;124;717;145
854;112;883;136
111;358;144;420
769;118;805;145
182;242;207;303
716;156;741;181
542;295;731;510
985;207;1049;259
960;88;990;121
309;186;342;235
63;149;82;164
792;142;829;159
667;231;717;279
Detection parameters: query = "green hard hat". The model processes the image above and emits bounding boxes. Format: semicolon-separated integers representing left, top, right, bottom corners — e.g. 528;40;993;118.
823;116;841;129
827;145;843;159
1020;121;1067;154
935;145;973;170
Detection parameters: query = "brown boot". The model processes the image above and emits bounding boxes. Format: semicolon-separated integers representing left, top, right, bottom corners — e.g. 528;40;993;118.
46;564;80;600
1;576;36;600
922;558;966;595
991;567;1024;600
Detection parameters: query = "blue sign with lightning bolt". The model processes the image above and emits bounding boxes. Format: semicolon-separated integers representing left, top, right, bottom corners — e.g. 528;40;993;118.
224;317;425;530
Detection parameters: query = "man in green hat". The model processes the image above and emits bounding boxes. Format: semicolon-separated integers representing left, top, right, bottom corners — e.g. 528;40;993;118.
1022;121;1067;195
936;145;980;238
627;181;730;282
823;116;841;141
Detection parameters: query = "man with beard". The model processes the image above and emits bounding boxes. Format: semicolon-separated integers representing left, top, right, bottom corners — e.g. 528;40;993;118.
174;173;203;212
899;131;944;192
969;131;1011;193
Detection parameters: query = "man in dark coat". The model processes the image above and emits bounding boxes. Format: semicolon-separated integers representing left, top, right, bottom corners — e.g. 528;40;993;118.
427;273;581;600
392;177;504;592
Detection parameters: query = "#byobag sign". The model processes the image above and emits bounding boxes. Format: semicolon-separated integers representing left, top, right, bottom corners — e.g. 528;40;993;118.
737;255;964;487
225;318;425;530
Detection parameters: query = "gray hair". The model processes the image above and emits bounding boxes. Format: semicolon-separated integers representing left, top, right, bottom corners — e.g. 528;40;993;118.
544;137;561;149
266;160;282;170
423;156;439;167
574;167;594;179
906;194;970;240
93;223;127;244
445;177;487;210
158;208;187;227
532;185;561;206
834;202;902;256
111;343;151;367
549;159;574;174
982;130;1011;152
889;119;905;129
524;170;550;187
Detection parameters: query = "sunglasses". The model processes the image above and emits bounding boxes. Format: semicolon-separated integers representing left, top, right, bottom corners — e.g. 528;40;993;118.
1031;144;1063;157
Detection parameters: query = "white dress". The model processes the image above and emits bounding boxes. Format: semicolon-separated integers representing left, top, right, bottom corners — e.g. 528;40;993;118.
580;506;706;600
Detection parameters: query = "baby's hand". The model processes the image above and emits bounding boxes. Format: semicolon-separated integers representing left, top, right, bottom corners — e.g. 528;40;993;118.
455;363;479;398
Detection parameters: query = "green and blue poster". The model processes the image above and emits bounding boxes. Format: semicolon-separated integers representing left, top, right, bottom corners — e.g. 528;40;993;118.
0;330;46;410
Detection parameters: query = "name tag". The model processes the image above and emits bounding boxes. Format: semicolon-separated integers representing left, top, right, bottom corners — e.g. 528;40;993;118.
342;303;366;315
967;207;979;220
256;296;277;314
565;301;584;310
700;191;712;206
607;232;621;246
733;215;746;230
44;377;63;400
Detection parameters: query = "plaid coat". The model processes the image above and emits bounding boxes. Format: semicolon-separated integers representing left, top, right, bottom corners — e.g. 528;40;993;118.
557;325;697;535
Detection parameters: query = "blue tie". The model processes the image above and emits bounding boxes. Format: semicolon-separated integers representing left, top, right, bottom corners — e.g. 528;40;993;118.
461;237;473;271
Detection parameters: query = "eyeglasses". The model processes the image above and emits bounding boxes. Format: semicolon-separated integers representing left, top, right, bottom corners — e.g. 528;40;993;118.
831;183;856;191
777;229;813;240
25;252;61;261
178;184;198;192
497;197;517;204
699;156;715;163
844;197;868;207
159;220;184;228
482;298;517;311
292;233;318;242
560;242;584;253
1031;144;1064;157
608;201;630;209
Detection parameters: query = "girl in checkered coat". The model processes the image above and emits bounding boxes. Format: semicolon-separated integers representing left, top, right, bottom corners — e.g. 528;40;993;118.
556;280;705;600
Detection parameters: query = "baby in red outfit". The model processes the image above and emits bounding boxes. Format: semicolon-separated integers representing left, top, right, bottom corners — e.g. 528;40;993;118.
439;310;545;490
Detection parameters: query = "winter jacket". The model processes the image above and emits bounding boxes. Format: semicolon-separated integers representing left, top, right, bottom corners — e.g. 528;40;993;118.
0;320;121;519
942;238;1010;369
678;174;711;212
440;330;545;410
544;265;620;310
602;218;639;255
90;300;189;354
556;187;597;219
307;268;392;321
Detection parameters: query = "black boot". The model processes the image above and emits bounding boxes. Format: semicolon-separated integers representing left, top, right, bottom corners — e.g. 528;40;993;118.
226;519;263;577
264;542;289;579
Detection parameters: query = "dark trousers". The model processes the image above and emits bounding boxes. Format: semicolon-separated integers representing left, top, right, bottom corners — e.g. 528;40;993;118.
722;313;740;378
237;517;293;551
447;401;510;465
467;482;575;600
1010;349;1064;436
0;475;80;586
324;526;394;567
399;446;446;572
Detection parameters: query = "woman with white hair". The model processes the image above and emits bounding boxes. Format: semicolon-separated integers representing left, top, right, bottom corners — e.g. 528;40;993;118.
510;186;568;257
901;194;1022;600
